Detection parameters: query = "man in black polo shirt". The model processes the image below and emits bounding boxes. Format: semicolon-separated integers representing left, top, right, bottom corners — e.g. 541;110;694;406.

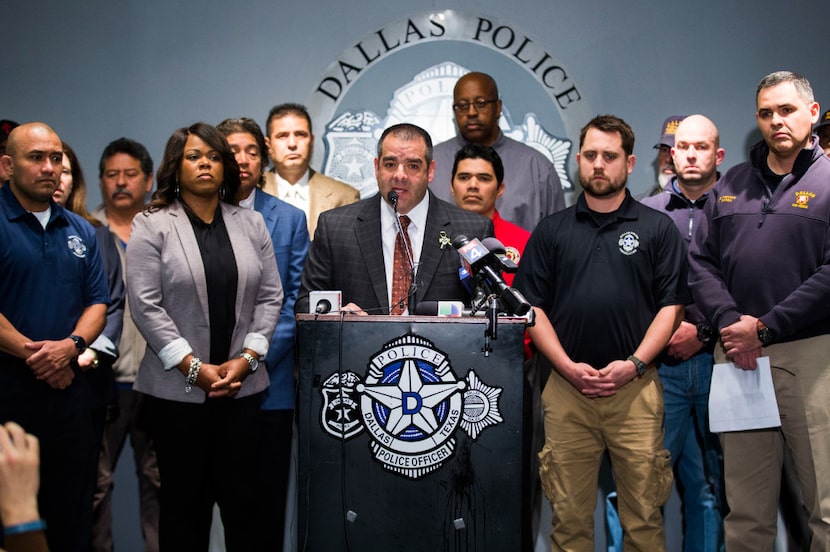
514;114;689;550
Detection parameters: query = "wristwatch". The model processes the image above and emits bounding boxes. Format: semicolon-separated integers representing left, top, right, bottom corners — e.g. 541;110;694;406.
696;322;714;345
627;355;647;377
69;334;87;356
239;352;259;373
757;320;775;347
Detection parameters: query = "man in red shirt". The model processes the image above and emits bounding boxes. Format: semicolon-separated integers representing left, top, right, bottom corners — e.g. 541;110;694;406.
449;143;530;287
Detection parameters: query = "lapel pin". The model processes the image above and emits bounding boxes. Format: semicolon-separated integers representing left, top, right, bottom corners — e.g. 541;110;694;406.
438;231;451;250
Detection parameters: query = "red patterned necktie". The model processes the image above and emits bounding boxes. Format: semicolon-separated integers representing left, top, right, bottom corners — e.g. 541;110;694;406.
391;215;412;315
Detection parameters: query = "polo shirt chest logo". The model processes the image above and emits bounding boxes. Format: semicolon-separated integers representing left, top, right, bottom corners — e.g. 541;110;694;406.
67;235;88;258
504;245;521;264
618;231;640;256
792;190;815;210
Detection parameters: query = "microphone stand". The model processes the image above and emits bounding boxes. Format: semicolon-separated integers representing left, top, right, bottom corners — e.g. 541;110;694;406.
388;192;418;315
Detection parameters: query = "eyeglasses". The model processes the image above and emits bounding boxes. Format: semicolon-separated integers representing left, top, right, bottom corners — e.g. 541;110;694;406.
452;99;499;112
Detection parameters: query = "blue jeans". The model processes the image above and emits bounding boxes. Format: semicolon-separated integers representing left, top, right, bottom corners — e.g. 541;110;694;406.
660;351;724;552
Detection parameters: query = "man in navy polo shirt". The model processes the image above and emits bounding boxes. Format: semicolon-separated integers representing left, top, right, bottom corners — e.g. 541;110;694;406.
0;122;109;552
514;114;689;550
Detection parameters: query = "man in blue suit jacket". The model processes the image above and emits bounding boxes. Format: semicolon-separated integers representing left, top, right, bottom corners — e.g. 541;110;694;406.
219;118;309;550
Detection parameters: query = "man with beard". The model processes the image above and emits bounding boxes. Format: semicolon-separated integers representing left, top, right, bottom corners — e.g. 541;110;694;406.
513;114;689;550
645;115;685;197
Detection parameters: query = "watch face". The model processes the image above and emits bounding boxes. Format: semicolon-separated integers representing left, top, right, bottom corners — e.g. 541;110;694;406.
71;335;85;353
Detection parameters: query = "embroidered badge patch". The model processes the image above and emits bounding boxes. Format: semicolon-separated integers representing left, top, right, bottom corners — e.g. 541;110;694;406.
792;191;815;209
618;231;640;256
504;245;521;264
67;235;87;258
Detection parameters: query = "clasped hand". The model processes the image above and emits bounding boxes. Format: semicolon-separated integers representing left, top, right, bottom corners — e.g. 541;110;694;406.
564;359;637;398
194;357;250;398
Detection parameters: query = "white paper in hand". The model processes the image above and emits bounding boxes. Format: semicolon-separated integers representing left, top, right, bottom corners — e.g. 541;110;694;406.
708;356;781;433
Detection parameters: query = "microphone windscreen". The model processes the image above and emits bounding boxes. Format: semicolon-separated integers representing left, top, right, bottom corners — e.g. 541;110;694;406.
451;234;469;249
481;237;506;254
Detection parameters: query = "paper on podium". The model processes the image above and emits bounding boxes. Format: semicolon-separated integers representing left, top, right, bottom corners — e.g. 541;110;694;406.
708;356;781;433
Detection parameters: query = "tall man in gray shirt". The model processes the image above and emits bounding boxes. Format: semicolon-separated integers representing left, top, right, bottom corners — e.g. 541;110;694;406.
431;72;565;231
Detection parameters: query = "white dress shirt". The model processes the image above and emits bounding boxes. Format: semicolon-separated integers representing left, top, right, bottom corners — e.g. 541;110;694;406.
275;169;310;217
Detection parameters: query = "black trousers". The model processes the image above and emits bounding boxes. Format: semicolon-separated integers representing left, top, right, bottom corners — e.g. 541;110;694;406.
257;409;294;552
144;393;261;552
0;361;97;552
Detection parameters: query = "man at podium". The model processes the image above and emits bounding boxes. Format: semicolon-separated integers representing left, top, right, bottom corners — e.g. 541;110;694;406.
296;123;493;315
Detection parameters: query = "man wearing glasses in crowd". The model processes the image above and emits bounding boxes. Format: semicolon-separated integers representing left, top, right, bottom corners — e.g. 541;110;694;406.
430;71;565;232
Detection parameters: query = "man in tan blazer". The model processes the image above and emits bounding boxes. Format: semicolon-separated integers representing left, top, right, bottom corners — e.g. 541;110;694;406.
262;103;359;238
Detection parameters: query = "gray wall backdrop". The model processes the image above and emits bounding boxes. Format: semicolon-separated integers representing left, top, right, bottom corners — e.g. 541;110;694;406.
4;0;830;206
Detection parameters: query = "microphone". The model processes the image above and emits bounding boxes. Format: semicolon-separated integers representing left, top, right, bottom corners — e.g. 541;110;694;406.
388;190;417;314
309;290;342;315
452;234;531;316
414;301;466;317
452;234;491;277
480;237;518;273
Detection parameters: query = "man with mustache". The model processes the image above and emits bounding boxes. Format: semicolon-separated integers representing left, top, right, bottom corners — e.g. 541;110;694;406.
0;122;109;551
431;71;565;232
90;138;160;552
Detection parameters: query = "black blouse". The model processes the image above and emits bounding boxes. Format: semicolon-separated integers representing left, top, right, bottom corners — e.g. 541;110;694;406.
184;202;238;364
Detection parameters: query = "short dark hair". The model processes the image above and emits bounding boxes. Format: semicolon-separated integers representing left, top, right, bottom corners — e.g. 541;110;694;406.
579;114;635;157
451;143;504;184
216;117;268;186
756;70;814;105
98;137;153;178
265;103;312;136
376;123;433;164
148;122;240;212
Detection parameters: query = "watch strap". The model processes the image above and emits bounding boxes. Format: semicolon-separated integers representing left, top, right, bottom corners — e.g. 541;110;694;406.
627;354;647;377
69;334;86;355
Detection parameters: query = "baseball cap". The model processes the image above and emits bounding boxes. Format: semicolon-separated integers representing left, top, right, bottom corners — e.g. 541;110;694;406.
815;110;830;132
654;115;685;149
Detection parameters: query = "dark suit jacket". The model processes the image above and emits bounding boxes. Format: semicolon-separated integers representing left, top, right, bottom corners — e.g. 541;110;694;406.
253;189;309;410
297;191;494;314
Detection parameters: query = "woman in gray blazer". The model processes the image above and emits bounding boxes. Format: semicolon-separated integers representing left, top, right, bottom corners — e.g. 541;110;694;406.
126;123;282;551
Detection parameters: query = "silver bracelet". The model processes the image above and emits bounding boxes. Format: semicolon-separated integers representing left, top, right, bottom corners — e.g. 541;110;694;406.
185;356;202;393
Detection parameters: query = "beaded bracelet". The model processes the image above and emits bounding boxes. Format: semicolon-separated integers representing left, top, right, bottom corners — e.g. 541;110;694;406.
4;519;47;536
185;356;202;393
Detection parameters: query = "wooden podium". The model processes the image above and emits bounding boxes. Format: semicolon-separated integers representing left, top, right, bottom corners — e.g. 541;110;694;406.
296;314;531;551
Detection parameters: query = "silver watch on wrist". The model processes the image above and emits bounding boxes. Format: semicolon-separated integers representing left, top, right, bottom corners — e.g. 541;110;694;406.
239;352;259;373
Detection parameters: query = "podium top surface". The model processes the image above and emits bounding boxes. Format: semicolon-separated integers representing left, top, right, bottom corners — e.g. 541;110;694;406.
296;314;527;325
